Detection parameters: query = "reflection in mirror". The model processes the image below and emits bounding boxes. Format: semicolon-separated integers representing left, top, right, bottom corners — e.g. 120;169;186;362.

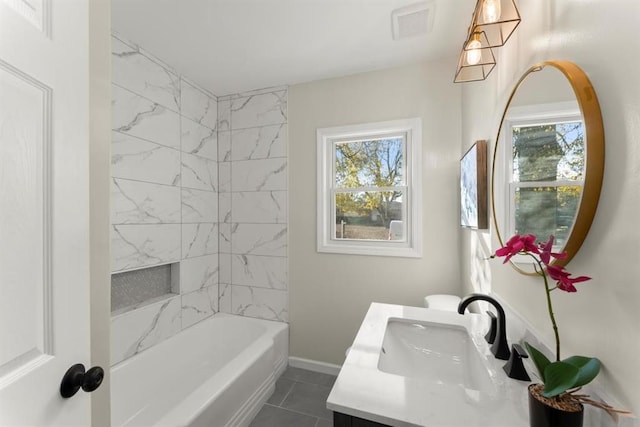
508;102;583;251
491;61;604;271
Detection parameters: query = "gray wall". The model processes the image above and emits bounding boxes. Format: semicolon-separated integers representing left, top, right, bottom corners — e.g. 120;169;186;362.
460;0;640;413
288;60;462;365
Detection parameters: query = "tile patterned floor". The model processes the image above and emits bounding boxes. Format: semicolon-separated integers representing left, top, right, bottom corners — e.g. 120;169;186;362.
249;366;336;427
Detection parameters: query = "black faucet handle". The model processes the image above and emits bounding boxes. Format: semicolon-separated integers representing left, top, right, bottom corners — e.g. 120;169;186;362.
484;310;497;344
512;343;528;358
503;343;531;381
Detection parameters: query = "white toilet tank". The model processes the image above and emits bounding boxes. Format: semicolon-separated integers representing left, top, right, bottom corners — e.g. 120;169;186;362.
423;294;461;312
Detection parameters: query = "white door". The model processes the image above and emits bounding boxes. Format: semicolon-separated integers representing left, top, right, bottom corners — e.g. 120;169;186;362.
0;0;95;425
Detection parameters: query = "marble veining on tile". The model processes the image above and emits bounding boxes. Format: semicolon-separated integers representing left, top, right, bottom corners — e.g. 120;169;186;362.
181;116;217;160
182;188;218;223
109;34;233;366
182;223;218;258
232;191;287;224
180;254;218;294
231;224;287;257
218;283;232;314
181;79;217;129
111;48;290;363
219;253;231;283
218;162;232;193
111;36;180;112
111;132;180;186
112;178;181;224
231;158;287;192
111;224;181;272
218;192;232;224
112;85;180;149
181;152;218;191
218;223;236;254
231;123;287;161
231;285;288;322
111;32;181;77
218;98;231;132
111;295;181;365
227;85;288;99
230;90;287;130
181;286;218;329
232;254;287;290
218;131;231;162
215;87;290;326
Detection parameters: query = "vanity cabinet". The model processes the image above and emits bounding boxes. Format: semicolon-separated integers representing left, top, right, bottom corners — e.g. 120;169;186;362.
334;411;391;427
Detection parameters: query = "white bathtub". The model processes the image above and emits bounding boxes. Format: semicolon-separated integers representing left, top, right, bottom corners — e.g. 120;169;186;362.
111;313;289;427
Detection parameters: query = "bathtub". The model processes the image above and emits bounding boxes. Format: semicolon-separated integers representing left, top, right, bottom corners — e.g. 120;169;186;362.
111;313;289;427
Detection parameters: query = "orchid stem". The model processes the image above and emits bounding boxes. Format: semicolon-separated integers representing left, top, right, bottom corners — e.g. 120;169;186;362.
529;253;561;361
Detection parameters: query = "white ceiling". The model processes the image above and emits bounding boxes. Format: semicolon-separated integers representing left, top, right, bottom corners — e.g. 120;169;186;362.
111;0;475;96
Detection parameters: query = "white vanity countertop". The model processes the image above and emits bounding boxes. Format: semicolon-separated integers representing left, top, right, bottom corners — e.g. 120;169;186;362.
326;303;531;427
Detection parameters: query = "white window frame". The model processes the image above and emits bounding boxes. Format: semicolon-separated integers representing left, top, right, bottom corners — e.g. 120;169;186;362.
316;118;422;258
497;101;583;263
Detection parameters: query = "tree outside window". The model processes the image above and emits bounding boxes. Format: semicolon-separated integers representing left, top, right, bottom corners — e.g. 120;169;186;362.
317;118;422;258
334;137;405;240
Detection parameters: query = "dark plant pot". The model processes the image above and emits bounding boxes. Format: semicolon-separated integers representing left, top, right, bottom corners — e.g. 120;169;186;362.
528;384;584;427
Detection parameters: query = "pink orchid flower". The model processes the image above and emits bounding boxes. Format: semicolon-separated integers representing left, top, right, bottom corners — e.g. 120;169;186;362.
538;235;567;265
492;233;606;396
495;234;539;263
546;264;591;293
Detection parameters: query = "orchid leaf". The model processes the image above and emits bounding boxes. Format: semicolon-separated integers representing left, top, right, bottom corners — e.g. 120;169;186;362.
563;355;601;388
543;361;580;397
525;342;551;382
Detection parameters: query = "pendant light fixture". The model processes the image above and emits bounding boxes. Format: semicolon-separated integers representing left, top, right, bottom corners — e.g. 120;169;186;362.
454;30;496;83
453;0;521;83
473;0;521;47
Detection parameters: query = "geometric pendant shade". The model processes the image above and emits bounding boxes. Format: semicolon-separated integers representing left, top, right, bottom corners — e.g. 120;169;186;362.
472;0;521;47
454;31;496;83
453;0;520;83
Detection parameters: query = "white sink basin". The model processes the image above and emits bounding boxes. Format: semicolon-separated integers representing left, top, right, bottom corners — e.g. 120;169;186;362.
377;318;494;392
327;303;530;427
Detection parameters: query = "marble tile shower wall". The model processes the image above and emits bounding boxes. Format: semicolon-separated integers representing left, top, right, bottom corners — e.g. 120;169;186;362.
217;88;289;322
110;34;219;365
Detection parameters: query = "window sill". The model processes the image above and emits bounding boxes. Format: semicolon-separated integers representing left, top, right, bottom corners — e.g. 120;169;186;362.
317;241;422;258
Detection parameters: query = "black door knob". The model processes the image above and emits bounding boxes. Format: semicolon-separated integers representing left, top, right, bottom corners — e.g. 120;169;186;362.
60;363;104;398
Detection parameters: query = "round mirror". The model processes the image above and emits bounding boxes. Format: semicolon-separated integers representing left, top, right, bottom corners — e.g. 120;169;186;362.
490;61;604;272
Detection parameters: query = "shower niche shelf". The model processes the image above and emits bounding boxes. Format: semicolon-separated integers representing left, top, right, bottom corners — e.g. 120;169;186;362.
111;263;180;315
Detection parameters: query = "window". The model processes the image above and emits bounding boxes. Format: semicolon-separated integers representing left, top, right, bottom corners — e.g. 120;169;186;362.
317;118;422;257
501;102;584;252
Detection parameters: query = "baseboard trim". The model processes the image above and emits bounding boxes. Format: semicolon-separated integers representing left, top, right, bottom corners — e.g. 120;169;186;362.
288;356;342;376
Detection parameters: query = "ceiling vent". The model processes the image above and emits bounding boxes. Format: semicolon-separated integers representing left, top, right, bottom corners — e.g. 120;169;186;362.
391;1;435;40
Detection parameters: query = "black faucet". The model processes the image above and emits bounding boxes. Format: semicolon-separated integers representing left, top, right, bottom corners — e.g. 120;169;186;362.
458;294;511;360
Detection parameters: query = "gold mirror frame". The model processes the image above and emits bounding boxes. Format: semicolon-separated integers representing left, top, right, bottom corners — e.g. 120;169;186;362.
490;60;604;273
